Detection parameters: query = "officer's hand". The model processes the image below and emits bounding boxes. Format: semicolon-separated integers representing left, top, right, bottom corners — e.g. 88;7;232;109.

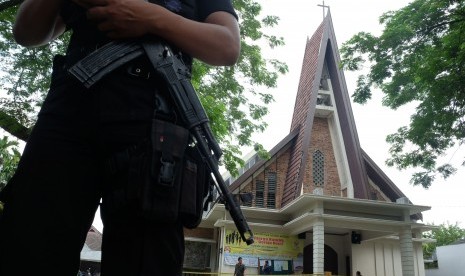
79;0;158;38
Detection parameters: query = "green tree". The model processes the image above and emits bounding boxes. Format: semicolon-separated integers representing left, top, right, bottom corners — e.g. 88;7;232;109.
0;0;287;176
423;222;465;260
0;136;20;186
340;0;465;188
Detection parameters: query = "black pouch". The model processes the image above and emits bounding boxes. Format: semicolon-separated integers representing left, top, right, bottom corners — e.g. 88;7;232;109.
179;146;212;229
102;118;213;227
136;118;190;222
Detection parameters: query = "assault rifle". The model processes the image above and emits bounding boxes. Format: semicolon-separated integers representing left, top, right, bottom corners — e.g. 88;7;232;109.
69;39;254;245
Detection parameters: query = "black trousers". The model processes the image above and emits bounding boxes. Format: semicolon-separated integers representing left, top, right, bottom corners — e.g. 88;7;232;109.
0;56;184;275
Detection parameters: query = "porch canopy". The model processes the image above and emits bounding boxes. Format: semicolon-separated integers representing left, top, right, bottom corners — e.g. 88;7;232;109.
201;194;432;241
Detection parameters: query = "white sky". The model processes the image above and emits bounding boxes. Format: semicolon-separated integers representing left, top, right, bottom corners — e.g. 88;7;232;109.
253;0;465;227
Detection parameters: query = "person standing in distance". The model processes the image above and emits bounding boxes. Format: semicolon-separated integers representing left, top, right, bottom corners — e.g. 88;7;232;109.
0;0;240;275
234;257;246;276
263;260;272;274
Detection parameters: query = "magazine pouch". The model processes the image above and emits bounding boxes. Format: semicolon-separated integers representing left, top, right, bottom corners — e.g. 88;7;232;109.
179;146;212;229
137;118;189;222
102;119;213;228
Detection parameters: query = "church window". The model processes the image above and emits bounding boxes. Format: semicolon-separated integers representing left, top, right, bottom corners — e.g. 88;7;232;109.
313;150;325;186
267;171;277;208
255;180;264;207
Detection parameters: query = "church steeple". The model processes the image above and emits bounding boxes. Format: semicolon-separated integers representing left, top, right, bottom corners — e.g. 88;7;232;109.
282;11;370;206
225;9;421;218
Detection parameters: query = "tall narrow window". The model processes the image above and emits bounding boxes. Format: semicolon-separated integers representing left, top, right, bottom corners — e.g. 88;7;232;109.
313;150;325;186
241;192;253;207
255;180;264;207
267;171;277;208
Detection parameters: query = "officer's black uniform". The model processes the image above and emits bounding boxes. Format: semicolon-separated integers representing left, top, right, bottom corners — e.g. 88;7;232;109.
0;0;237;275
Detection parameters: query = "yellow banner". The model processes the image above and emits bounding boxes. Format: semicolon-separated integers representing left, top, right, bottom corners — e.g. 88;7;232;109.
224;230;304;259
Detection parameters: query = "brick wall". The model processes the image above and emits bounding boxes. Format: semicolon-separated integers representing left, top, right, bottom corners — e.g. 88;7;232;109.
237;117;343;206
302;117;342;197
367;181;391;202
236;149;292;209
275;150;291;208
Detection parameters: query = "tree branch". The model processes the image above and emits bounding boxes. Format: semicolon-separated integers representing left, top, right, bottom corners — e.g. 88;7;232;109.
419;18;465;37
0;110;30;141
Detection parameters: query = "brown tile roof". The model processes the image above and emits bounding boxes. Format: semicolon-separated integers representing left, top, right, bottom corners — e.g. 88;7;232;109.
282;21;325;206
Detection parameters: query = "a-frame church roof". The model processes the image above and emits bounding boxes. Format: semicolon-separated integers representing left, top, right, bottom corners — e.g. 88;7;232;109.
229;11;414;213
283;11;369;204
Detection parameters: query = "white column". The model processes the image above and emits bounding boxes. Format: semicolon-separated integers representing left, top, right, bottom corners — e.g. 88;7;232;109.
218;226;226;273
211;228;219;271
313;218;325;274
399;226;415;276
218;210;228;274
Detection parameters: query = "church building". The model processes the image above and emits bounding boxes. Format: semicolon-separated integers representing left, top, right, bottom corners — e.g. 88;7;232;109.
183;11;432;276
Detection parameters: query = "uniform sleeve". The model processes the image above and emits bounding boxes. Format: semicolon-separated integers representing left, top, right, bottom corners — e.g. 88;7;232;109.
196;0;238;22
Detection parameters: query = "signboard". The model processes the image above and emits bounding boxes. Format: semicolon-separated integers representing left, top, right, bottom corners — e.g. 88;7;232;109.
223;229;304;271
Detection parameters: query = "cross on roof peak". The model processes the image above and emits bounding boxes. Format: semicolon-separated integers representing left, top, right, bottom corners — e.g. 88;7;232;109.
317;0;330;19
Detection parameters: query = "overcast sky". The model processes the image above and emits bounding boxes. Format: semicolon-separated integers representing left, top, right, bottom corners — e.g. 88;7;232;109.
252;0;465;227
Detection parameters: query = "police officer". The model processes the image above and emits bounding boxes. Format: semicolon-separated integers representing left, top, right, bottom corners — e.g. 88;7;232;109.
0;0;240;275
